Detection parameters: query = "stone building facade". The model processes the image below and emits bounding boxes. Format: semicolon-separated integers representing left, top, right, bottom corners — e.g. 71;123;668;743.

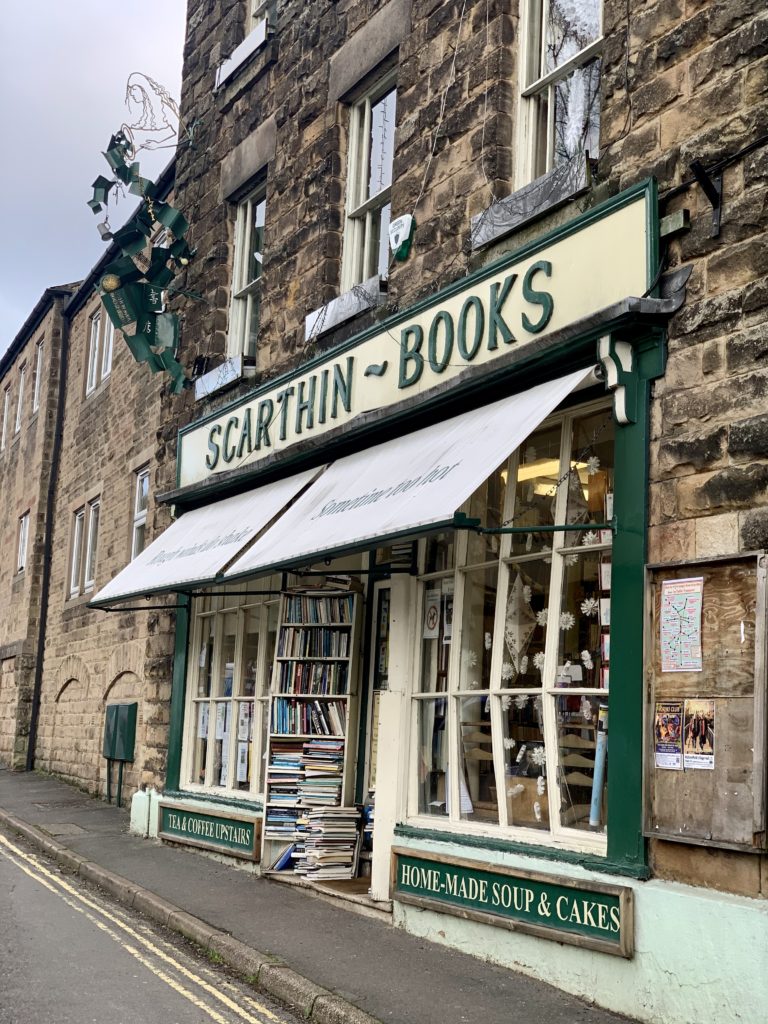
2;1;767;1020
0;287;74;769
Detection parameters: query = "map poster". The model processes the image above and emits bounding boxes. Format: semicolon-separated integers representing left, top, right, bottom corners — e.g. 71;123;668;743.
654;700;683;769
660;577;703;672
683;698;715;770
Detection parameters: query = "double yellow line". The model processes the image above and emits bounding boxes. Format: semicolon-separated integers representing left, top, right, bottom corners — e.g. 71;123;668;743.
0;833;283;1024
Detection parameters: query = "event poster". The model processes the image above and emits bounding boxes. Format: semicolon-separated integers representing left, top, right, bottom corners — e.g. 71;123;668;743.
660;577;703;672
683;699;715;769
654;700;683;769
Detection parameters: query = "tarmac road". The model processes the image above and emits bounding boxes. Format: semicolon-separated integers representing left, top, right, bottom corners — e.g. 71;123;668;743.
0;831;299;1024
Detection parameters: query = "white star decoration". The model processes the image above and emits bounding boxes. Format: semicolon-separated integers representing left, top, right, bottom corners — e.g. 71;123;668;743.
559;612;575;630
501;662;514;681
533;652;545;671
586;455;601;476
581;530;599;546
581;649;594;670
536;609;549;627
580;597;599;617
529;745;546;767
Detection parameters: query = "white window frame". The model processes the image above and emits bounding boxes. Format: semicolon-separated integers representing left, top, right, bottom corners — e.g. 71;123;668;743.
86;312;101;394
228;187;266;362
83;498;100;591
69;508;85;597
131;467;150;559
69;499;100;597
86;306;114;395
407;397;614;857
32;339;44;413
17;511;29;573
101;320;114;380
341;73;397;293
181;588;279;799
14;364;25;434
1;386;9;450
517;0;603;186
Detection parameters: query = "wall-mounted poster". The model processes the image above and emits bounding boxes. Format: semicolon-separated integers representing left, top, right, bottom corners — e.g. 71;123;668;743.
654;700;683;769
660;577;703;672
423;588;441;640
683;698;715;770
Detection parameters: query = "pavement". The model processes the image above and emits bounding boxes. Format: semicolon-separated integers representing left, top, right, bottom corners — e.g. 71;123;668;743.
0;768;636;1024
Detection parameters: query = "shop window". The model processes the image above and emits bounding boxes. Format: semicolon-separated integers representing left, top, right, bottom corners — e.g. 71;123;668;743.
411;400;614;850
1;386;9;450
69;498;101;597
229;188;266;363
86;308;114;395
131;467;150;559
17;511;29;573
184;589;279;797
14;363;25;434
32;338;44;413
341;76;397;292
518;0;602;184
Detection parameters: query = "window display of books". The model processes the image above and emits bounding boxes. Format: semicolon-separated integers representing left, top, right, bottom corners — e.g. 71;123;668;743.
263;590;360;868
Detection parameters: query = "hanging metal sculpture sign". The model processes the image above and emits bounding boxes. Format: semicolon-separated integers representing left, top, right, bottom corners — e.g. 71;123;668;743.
87;74;194;393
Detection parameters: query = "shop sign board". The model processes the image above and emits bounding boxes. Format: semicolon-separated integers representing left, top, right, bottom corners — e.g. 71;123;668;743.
177;183;655;488
392;848;634;957
158;802;261;860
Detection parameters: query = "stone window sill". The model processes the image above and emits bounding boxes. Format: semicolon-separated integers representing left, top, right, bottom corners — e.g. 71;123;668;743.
215;19;271;91
304;276;387;342
471;157;591;251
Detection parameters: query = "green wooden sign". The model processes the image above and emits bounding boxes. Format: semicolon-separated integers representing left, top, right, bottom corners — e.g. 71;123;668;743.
393;848;633;957
158;803;260;860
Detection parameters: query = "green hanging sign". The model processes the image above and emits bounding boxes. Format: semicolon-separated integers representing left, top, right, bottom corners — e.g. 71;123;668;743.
87;115;196;395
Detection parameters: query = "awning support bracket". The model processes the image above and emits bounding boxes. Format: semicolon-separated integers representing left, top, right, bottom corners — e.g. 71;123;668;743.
453;513;616;536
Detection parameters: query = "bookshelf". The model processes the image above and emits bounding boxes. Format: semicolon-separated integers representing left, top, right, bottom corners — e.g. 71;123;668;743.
262;588;362;874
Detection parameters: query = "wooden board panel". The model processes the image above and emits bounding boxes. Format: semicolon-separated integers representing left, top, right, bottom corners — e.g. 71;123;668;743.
645;557;765;851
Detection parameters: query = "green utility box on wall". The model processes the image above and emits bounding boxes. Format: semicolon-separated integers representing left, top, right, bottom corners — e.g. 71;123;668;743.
103;702;138;762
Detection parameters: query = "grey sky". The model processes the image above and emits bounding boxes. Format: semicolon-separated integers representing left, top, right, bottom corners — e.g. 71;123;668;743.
0;2;187;353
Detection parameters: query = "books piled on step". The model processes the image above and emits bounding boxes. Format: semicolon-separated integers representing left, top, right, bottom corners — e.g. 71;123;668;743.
302;806;361;880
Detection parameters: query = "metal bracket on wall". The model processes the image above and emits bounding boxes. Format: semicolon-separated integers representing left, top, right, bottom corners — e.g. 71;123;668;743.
689;159;723;237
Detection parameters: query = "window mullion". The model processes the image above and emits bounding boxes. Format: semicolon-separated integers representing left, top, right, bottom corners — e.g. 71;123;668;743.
205;612;224;787
489;558;510;828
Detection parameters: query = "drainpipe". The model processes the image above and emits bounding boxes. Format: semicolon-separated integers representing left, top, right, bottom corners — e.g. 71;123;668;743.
26;302;70;770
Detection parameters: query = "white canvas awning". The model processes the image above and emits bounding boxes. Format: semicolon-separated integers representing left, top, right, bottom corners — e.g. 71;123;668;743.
224;366;594;580
90;468;320;607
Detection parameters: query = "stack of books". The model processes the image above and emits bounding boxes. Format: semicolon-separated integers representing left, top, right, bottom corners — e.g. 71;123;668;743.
302;806;361;880
264;740;304;838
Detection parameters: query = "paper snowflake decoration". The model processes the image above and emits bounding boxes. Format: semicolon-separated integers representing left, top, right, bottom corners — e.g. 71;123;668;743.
468;679;480;690
586;455;601;477
529;745;546;767
503;737;516;751
559;611;575;630
522;585;532;605
484;632;492;651
501;662;515;681
580;696;594;722
533;695;543;714
508;784;525;798
536;775;547;795
519;655;529;675
536;609;549;627
465;650;478;668
525;533;533;552
542;546;552;564
533;801;543;822
501;695;512;710
581;530;599;546
532;651;545;672
565;553;579;566
581;649;594;671
580;597;599;617
514;694;529;710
